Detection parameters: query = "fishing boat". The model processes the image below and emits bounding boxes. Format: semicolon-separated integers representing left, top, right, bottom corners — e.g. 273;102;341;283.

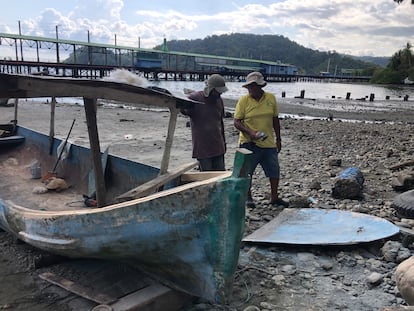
0;73;251;304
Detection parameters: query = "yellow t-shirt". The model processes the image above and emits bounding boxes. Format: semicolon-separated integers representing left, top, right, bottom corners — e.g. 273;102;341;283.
234;92;279;148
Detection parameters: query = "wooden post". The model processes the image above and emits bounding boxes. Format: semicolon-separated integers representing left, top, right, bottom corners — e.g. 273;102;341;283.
83;97;106;207
49;97;56;155
159;107;178;175
13;98;18;124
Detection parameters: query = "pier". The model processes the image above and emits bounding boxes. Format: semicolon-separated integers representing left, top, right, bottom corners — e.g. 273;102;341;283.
0;32;371;83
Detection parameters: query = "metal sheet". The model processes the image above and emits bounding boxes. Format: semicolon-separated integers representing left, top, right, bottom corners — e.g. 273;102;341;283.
243;208;400;245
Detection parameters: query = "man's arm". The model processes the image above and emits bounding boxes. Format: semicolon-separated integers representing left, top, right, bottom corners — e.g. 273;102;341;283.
234;118;257;140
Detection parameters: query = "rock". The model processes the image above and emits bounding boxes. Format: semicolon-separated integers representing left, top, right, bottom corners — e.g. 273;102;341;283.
309;179;322;190
32;186;48;194
332;167;364;199
382;241;403;262
319;259;334;271
281;264;296;275
398;248;412;263
272;274;286;286
328;158;342;167
288;195;310;208
45;177;69;192
367;272;384;286
396;256;414;305
392;173;414;192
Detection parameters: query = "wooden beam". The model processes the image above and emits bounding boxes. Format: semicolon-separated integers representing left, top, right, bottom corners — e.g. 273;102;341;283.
83;97;106;207
39;272;118;305
109;283;192;311
115;161;198;202
13;98;18;124
49;97;56;155
180;171;229;183
0;73;197;110
159;107;178;175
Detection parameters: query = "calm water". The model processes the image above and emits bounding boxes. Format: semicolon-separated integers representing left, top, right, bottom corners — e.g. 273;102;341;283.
152;80;414;102
37;80;414;115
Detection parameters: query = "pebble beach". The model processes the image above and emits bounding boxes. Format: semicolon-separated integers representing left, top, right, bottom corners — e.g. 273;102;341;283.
1;95;414;310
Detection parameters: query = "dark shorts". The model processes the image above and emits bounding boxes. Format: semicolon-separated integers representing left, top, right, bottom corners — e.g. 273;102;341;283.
240;142;280;178
197;154;225;171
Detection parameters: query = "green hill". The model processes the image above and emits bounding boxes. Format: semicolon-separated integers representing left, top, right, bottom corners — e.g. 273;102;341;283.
154;33;380;76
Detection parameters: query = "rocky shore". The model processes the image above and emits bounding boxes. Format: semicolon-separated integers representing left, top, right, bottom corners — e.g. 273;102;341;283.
1;97;414;310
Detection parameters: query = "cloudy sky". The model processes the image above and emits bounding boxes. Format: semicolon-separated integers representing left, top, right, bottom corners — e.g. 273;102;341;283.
1;0;413;57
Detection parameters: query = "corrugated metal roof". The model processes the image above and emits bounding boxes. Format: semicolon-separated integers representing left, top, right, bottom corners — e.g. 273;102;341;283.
196;62;262;71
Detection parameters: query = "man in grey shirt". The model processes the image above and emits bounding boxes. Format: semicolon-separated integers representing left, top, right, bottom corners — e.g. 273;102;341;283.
181;74;228;171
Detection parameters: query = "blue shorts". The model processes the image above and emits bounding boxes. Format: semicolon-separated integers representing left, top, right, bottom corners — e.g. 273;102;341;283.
240;142;280;178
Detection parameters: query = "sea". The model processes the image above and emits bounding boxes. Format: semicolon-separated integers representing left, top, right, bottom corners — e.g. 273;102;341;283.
47;80;414;116
152;80;414;103
152;80;414;115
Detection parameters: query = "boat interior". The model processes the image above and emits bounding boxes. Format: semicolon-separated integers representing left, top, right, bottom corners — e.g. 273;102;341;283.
0;73;232;212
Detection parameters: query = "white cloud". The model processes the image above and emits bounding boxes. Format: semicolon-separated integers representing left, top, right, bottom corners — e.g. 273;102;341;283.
2;0;413;56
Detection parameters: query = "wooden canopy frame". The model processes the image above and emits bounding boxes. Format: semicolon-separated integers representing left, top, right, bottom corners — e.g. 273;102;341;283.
0;73;199;207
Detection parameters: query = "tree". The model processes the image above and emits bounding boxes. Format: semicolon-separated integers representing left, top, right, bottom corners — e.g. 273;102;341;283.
371;42;414;84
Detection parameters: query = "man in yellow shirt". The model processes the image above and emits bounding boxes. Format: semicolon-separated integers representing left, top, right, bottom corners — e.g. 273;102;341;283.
234;71;288;208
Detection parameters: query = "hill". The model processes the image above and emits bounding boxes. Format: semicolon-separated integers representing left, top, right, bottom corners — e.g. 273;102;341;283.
154;33;379;75
351;56;390;68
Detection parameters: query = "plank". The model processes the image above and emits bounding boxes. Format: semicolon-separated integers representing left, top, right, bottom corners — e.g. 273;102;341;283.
180;171;229;183
39;271;118;305
115;161;198;202
0;73;197;110
108;283;192;311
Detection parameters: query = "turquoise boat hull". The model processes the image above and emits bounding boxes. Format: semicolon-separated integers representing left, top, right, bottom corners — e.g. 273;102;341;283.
0;126;251;303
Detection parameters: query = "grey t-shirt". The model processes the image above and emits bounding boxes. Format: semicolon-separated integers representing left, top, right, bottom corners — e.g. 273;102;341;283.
185;91;226;159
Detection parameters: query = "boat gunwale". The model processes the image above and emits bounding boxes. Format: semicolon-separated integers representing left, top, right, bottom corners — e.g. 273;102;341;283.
2;171;234;217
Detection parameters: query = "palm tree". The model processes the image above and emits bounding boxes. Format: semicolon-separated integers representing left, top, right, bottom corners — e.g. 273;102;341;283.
403;42;412;67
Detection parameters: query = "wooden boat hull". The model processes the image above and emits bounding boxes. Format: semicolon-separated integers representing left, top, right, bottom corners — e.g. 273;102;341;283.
0;126;250;303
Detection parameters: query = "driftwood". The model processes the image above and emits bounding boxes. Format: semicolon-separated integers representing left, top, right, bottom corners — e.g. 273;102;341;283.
389;160;414;171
